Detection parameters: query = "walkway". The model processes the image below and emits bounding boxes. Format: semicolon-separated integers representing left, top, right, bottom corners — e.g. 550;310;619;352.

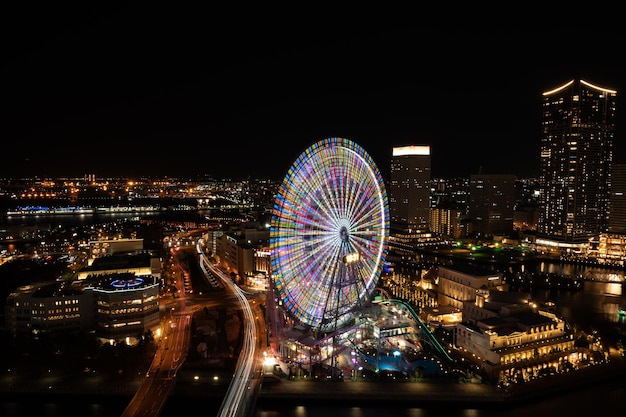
256;358;626;408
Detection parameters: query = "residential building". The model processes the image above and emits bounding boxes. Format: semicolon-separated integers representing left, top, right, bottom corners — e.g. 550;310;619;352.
5;280;93;337
538;79;617;244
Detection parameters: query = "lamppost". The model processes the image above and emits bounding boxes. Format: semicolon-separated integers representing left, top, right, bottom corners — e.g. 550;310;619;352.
350;349;358;380
331;249;360;380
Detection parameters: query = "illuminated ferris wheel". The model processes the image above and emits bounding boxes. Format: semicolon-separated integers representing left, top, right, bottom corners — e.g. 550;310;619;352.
269;137;389;332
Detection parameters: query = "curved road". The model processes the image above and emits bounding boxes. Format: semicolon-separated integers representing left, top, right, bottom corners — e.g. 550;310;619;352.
121;234;263;417
203;259;262;417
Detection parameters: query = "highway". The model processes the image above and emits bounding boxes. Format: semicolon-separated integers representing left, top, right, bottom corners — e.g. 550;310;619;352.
120;232;263;417
201;253;262;417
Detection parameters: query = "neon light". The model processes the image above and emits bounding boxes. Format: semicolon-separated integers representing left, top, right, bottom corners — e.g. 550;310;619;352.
580;79;617;94
542;80;574;96
543;79;617;96
270;137;389;331
111;277;145;288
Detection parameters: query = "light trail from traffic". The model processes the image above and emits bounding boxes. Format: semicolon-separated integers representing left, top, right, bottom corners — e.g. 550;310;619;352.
198;239;261;417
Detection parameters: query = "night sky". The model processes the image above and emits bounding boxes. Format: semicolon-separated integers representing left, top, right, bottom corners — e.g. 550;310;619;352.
4;4;626;181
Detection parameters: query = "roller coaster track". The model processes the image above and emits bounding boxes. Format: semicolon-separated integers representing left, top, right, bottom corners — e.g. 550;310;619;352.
383;298;455;364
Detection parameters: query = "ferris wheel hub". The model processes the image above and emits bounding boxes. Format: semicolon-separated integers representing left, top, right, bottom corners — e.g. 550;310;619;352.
340;226;349;242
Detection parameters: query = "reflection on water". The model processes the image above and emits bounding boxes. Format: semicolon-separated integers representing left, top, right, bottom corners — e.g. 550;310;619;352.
534;261;625;282
601;282;623;296
525;276;625;337
254;378;626;417
253;365;626;416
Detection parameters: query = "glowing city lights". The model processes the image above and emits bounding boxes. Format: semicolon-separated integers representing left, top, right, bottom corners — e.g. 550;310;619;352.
269;137;389;331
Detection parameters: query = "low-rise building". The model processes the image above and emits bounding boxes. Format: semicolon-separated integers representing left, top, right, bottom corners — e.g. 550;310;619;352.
78;250;161;281
454;287;597;383
86;273;160;343
5;280;93;337
4;272;160;345
436;264;508;310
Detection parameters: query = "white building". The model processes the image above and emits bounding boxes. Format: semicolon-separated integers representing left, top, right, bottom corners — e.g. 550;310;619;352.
436;264;507;310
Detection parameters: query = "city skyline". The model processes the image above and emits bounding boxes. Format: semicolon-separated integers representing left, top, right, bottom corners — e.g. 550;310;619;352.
4;5;626;181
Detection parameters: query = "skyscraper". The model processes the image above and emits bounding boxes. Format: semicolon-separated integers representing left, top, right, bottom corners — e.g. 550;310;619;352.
389;145;431;232
538;79;617;243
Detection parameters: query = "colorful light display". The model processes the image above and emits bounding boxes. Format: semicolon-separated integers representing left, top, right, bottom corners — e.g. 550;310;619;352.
270;137;389;332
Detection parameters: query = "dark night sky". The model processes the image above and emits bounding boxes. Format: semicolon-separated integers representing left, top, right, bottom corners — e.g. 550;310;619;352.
4;4;626;181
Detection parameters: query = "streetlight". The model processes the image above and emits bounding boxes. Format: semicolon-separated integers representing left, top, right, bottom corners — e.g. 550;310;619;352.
331;250;360;379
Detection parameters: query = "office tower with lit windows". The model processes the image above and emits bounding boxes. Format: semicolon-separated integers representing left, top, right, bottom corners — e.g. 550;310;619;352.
598;163;626;264
389;145;431;233
608;163;626;234
538;79;617;243
468;174;516;237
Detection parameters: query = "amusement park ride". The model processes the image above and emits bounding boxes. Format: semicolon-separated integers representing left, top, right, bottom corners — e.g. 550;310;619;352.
267;138;454;380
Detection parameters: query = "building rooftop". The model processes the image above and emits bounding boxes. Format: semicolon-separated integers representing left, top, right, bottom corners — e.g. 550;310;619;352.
439;264;500;277
86;251;153;271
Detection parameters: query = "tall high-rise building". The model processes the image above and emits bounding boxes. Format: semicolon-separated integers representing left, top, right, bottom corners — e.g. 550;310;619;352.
538;79;617;243
389;145;431;232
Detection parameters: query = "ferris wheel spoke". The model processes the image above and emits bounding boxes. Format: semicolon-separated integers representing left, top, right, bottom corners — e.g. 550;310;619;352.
349;187;382;228
343;170;368;219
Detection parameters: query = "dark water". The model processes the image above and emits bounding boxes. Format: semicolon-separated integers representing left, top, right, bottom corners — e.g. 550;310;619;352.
0;399;128;417
255;383;626;417
0;211;141;227
253;378;626;417
0;397;222;417
3;375;624;417
0;212;141;254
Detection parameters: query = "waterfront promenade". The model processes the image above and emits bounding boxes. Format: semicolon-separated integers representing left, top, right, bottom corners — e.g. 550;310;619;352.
254;358;626;408
3;357;623;411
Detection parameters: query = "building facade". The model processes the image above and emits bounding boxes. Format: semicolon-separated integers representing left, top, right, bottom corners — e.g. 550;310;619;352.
538;79;617;243
389;145;431;233
455;302;579;382
5;280;94;337
88;238;145;263
608;162;626;234
78;250;161;281
89;273;160;343
429;206;466;239
468;174;516;237
436;264;508;310
5;273;160;344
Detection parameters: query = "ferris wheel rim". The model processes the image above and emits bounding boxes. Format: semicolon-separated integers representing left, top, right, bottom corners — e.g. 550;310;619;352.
270;137;389;331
